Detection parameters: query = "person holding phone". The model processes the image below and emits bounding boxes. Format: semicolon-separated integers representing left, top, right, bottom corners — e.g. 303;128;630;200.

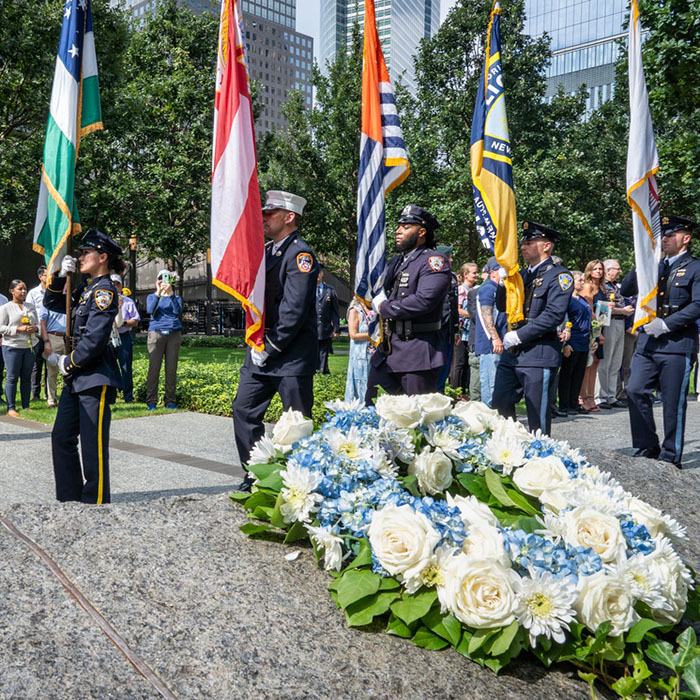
145;269;183;410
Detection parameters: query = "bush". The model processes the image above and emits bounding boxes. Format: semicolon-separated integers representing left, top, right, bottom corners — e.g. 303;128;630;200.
132;357;347;425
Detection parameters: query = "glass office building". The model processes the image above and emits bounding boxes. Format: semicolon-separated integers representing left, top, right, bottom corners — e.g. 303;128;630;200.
524;0;626;112
320;0;441;93
110;0;313;133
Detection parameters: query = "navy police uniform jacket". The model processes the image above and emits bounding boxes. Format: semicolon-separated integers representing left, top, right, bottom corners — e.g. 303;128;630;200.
245;231;319;376
497;257;574;367
374;246;451;372
44;274;122;392
316;282;340;339
620;252;700;355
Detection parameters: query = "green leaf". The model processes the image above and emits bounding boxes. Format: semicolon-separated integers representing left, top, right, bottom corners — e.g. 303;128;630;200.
468;627;499;655
229;491;251;502
625;618;664;643
270;491;287;529
399;474;421;498
683;656;700;697
456;472;489;502
422;608;462;647
242;490;276;512
255;469;284;491
389;589;438;625
345;591;399;627
646;640;677;671
283;520;308;544
386;613;415;639
484;468;518;509
673;626;699;670
503;486;541;516
487;620;520;657
510;516;542;534
239;522;276;536
378;577;401;591
411;626;450;650
577;671;597;697
251;505;274;521
684;581;700;621
343;540;373;570
335;569;382;608
247;462;283;480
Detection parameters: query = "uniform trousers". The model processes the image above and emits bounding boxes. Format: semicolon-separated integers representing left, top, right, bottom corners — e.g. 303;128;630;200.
317;338;332;374
232;365;314;466
364;362;439;405
52;384;116;503
595;319;625;404
493;361;553;435
30;338;46;399
616;331;638;399
450;340;469;393
626;351;693;465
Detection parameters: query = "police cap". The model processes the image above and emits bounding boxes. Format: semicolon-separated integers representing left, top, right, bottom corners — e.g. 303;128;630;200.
398;204;441;233
76;229;123;257
660;215;698;236
520;221;562;244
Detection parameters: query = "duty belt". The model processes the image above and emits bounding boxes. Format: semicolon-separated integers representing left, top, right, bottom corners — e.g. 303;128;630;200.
386;319;442;340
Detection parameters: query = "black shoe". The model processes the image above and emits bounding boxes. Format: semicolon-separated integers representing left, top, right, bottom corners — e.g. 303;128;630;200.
597;401;612;410
236;475;255;492
614;398;628;407
633;445;661;459
552;407;568;418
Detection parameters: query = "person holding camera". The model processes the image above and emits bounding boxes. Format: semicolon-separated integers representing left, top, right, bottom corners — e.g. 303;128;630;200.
146;270;182;410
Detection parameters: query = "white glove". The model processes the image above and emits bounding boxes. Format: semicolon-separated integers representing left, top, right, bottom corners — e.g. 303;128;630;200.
251;349;269;367
643;317;670;338
60;256;77;276
497;267;507;284
57;355;70;375
503;330;521;349
371;291;387;315
46;352;60;367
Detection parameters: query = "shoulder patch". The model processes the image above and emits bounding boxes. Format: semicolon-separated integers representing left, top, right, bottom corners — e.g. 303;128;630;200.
296;252;313;273
94;289;114;311
428;255;445;272
558;273;573;291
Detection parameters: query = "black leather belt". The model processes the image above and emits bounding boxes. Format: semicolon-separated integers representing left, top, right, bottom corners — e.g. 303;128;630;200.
387;319;441;340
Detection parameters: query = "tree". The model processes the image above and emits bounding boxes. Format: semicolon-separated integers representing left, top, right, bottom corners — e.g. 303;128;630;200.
79;0;218;291
257;25;363;283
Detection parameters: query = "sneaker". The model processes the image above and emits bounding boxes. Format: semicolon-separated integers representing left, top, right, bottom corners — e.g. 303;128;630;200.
147;404;157;411
165;403;177;410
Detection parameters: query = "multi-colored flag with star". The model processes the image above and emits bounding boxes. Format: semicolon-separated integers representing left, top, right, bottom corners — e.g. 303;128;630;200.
33;0;102;275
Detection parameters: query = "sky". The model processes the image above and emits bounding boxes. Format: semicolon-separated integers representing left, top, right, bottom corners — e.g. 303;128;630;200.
295;0;459;56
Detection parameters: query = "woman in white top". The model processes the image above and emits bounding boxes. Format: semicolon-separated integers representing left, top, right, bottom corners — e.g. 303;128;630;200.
0;280;40;416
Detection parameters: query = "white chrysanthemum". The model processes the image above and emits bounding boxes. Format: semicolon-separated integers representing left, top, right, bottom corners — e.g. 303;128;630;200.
446;493;500;529
370;445;400;479
500;416;532;441
611;553;670;611
377;425;416;464
324;426;374;462
247;434;277;467
305;524;344;571
324;398;364;413
564;479;628;516
425;425;462;460
279;464;324;524
482;422;526;475
403;545;458;594
536;511;567;544
644;537;694;625
513;570;578;646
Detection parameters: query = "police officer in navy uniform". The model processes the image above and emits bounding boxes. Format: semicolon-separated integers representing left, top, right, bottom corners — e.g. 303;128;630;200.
43;230;125;504
232;190;318;488
620;215;700;468
492;221;574;435
365;205;451;403
315;266;340;374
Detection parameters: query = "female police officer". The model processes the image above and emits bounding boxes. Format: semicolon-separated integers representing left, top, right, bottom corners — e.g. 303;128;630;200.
44;230;126;503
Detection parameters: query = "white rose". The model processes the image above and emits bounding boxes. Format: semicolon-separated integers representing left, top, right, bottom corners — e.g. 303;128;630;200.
407;446;453;495
272;409;314;453
513;455;571;499
368;505;440;581
451;401;499;435
646;540;692;625
539;482;577;514
375;394;422;428
624;496;671;540
575;570;639;637
446;493;500;529
461;523;511;568
439;554;518;629
562;506;625;563
415;392;452;424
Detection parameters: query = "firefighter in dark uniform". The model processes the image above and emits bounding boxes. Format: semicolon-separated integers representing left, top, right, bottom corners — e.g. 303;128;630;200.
620;215;700;468
232;190;318;489
365;205;451;403
43;230;125;504
315;266;340;374
492;221;573;435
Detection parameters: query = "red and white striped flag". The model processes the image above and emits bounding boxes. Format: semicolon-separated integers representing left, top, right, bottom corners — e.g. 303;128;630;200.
211;0;265;350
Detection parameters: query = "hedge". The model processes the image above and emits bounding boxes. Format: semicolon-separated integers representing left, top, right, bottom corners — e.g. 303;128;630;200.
131;357;347;425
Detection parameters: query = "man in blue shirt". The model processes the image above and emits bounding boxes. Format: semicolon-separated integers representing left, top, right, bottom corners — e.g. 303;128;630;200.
475;257;507;407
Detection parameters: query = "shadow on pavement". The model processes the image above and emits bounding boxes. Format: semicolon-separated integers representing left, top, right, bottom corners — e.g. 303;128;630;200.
113;484;240;503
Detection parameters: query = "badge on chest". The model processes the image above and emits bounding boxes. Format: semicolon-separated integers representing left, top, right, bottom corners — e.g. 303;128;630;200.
399;272;410;288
